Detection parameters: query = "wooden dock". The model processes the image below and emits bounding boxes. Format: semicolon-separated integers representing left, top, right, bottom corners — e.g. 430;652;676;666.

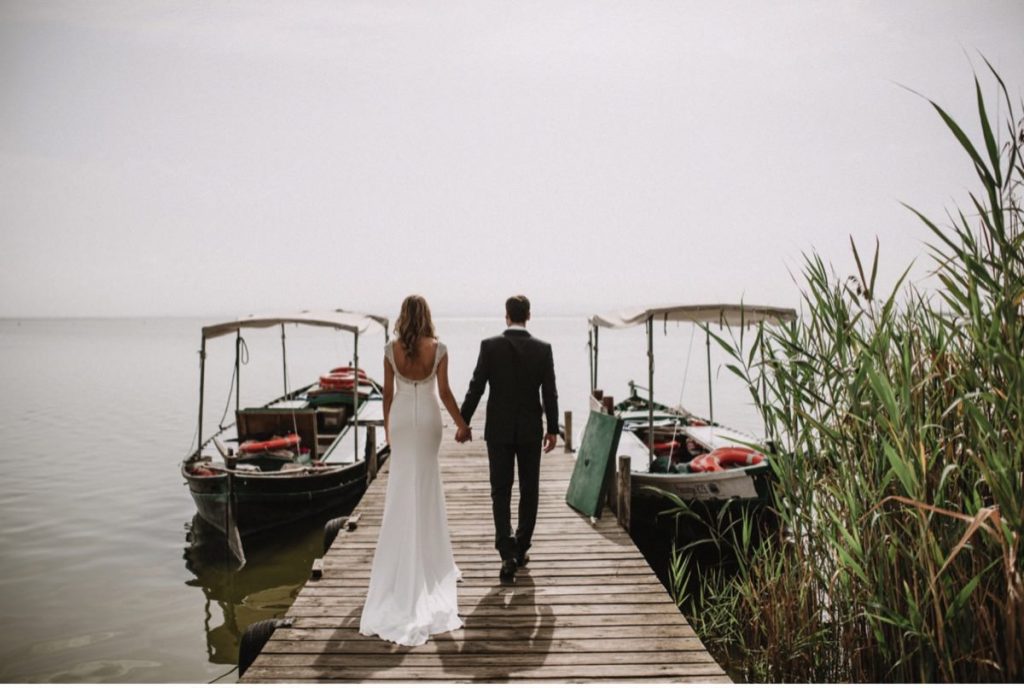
241;420;730;683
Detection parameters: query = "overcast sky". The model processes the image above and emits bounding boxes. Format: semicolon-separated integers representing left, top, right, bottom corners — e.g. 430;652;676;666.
1;1;1022;318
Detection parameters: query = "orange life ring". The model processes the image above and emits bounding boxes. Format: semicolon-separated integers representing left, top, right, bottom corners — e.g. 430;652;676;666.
239;433;300;454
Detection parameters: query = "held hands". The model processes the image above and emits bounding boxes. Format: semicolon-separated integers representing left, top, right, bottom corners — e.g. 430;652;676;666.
543;433;558;453
455;425;473;443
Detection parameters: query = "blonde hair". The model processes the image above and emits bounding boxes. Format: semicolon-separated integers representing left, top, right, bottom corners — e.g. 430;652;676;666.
394;295;436;361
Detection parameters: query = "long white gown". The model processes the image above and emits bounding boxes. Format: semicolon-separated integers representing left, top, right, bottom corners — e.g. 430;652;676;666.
358;340;463;645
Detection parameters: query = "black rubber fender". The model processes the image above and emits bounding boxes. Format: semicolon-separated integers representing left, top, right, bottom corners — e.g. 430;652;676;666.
238;617;293;677
323;516;347;552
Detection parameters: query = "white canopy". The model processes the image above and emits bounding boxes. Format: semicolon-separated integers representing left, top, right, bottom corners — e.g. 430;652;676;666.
202;309;389;340
590;303;797;329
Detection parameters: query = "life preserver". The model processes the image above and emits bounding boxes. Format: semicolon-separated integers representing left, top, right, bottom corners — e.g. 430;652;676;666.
688;447;765;472
319;374;357;391
329;366;369;379
714;447;764;468
653;440;681;456
688;453;719;472
239;433;300;454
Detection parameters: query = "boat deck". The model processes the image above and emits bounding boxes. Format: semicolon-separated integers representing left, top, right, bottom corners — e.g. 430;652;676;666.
240;414;730;683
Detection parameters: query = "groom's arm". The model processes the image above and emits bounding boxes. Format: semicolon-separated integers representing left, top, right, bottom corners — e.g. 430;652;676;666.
541;343;559;437
459;341;488;426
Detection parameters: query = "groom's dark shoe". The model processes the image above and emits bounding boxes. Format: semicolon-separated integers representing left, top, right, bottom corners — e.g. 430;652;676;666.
499;558;517;583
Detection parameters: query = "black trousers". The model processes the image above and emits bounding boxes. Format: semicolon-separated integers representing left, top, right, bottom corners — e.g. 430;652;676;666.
486;439;542;561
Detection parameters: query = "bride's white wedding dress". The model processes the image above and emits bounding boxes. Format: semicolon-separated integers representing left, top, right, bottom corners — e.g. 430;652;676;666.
359;340;463;645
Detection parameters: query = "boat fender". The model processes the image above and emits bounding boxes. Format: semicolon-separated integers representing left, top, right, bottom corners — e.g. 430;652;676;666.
189;464;217;477
238;617;294;677
323;516;346;552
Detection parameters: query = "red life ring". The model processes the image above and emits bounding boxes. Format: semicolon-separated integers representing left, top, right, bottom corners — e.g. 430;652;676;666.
688;453;720;472
239;433;300;454
653;440;681;456
713;447;764;468
319;373;357;390
688;447;764;472
329;366;369;379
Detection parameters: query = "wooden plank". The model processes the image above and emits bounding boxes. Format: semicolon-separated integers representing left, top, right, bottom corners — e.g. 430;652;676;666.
247;650;709;666
240;410;728;683
263;636;707;654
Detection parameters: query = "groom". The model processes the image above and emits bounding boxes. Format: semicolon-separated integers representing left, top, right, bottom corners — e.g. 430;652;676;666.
457;295;559;583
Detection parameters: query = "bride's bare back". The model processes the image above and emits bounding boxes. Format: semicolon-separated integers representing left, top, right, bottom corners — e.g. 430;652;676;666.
390;337;440;381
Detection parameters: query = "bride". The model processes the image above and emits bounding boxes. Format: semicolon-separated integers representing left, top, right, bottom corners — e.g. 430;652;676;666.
359;294;469;645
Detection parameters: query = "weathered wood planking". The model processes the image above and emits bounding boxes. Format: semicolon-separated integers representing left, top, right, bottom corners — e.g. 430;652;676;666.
241;415;729;684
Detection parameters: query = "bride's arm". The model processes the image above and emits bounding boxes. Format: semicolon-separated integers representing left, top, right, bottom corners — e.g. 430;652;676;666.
436;353;469;433
382;356;394;445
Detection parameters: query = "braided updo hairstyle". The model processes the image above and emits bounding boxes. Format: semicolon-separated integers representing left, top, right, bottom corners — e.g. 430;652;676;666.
394;295;436;361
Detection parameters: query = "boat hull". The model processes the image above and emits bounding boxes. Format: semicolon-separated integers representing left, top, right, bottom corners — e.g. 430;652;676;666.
183;463;370;536
630;463;774;503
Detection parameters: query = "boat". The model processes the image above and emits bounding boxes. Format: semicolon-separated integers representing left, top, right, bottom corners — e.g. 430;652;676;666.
585;304;796;506
181;310;391;563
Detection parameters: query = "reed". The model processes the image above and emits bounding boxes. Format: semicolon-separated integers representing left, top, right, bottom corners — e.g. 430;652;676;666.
665;64;1024;682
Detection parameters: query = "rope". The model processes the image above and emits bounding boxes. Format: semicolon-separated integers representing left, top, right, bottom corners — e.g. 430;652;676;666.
207;665;237;683
183;420;199;462
218;337;248;431
281;328;300;448
677;323;697;407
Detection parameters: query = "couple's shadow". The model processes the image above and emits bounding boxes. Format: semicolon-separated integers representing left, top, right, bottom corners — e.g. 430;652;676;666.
435;569;555;680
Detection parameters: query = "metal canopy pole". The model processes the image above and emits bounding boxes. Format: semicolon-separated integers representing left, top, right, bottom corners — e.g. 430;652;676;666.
280;324;288;397
593;325;600;391
589;325;598;389
706;326;713;423
353;330;360;462
234;330;241;413
647;316;654;467
197;337;207;458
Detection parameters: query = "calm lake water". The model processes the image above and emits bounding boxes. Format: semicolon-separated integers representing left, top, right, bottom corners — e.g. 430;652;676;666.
0;316;760;682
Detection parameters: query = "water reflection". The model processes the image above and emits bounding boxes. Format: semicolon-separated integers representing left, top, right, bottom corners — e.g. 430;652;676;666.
182;505;356;666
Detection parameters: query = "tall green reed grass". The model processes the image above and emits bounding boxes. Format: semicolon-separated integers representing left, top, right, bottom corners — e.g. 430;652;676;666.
666;64;1023;682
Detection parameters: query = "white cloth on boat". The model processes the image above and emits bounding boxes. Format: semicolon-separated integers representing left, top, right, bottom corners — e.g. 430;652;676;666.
358;340;462;646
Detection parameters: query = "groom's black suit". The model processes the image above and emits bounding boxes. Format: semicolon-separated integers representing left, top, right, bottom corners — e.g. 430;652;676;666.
460;328;559;561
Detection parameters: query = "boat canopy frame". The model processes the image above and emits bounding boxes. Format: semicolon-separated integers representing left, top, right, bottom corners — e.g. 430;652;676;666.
587;303;797;466
196;309;390;463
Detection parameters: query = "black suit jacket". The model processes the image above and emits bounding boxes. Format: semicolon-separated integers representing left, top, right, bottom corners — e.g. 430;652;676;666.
460;329;559;444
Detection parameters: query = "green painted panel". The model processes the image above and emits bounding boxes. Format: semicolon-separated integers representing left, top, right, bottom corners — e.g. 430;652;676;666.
565;411;624;517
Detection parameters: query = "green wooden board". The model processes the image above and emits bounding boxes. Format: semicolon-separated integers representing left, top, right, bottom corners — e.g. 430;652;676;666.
565;411;624;517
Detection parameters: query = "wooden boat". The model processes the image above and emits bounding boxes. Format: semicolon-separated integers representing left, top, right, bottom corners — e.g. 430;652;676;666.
181;310;390;563
586;304;796;505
